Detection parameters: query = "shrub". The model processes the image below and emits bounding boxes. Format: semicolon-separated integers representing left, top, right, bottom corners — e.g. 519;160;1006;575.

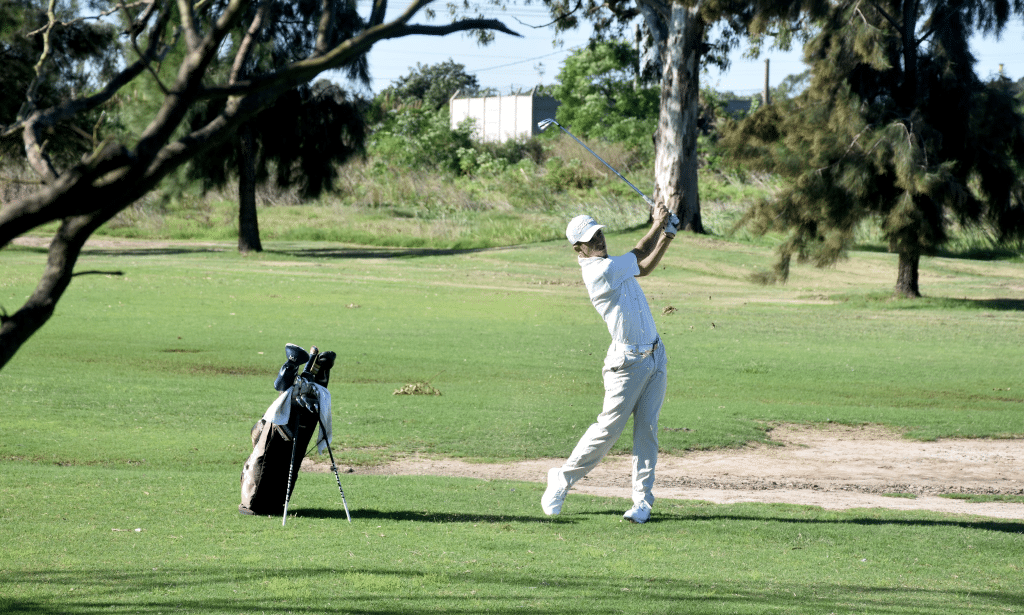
367;107;472;174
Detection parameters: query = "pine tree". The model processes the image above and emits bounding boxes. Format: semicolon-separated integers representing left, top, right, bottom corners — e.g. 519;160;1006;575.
723;0;1024;297
193;0;370;253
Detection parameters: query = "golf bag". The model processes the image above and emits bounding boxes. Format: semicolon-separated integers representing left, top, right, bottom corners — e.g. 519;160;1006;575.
239;344;335;516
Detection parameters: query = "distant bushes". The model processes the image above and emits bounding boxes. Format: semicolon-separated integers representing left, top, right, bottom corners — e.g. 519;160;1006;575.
367;107;473;174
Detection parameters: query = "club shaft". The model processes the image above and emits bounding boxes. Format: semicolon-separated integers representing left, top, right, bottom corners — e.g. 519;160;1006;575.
282;388;301;526
545;120;654;209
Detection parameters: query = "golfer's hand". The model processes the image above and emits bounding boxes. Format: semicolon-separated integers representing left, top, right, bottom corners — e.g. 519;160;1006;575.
657;207;679;237
652;206;669;227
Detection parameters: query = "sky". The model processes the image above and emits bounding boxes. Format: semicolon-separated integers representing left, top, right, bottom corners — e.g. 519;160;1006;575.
357;1;1024;97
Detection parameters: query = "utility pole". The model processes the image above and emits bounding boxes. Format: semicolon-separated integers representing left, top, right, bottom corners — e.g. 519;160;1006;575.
763;58;771;106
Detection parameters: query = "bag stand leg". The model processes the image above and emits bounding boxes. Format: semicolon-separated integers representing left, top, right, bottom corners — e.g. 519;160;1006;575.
316;413;352;522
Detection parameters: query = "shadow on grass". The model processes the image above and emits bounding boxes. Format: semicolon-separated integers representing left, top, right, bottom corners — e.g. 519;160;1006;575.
81;246;228;257
834;293;1024;312
852;243;1024;261
295;505;1024;533
3;567;1022;614
905;297;1024;311
954;298;1024;311
292;506;581;524
672;511;1024;534
10;239;519;259
264;245;516;260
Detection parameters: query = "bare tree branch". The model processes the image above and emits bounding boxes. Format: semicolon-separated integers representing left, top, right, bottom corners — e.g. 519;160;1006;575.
22;119;59;184
24;0;60;113
510;0;585;28
26;0;153;35
369;0;388;26
199;18;520;100
0;210;121;369
861;0;902;32
315;0;335;55
124;0;159;39
231;0;273;83
3;1;174;144
177;0;202;50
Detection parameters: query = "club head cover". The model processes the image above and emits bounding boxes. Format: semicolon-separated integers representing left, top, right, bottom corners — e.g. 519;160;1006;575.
314;351;336;387
285;343;310;365
274;343;312;391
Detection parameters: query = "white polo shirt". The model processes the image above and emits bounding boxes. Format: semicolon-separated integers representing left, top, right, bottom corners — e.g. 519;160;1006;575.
578;252;658;347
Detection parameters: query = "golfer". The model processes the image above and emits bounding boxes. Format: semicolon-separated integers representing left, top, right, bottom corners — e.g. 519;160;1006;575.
542;209;676;523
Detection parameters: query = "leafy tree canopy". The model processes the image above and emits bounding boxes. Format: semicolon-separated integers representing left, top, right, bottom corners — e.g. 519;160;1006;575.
552;39;659;149
377;59;481;111
188;79;367;199
368;105;472;174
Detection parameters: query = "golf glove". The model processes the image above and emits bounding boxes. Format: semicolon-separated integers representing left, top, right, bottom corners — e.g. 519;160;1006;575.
665;212;680;236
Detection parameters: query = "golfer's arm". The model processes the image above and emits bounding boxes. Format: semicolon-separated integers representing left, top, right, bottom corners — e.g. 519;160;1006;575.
634;231;673;276
626;215;675;274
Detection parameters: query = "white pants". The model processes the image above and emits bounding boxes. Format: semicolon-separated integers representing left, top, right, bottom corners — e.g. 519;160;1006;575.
561;341;667;506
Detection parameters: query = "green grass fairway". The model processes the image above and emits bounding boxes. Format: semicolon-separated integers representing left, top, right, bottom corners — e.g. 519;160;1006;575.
2;232;1023;613
2;464;1023;615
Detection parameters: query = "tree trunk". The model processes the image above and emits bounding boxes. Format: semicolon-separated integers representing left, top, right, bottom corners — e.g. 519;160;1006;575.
652;3;705;233
894;250;921;298
898;0;918;109
237;124;263;253
636;3;666;84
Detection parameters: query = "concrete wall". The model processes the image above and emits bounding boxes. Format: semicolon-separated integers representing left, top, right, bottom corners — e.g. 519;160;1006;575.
450;92;560;142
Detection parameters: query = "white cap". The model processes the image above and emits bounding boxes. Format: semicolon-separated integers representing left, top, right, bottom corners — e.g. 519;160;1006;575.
566;215;605;244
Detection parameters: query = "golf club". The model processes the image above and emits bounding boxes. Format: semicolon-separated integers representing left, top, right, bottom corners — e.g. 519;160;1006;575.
537;118;657;210
283;346;320;526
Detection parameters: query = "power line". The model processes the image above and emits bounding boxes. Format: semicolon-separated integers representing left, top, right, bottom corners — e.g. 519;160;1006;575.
473;47;582;73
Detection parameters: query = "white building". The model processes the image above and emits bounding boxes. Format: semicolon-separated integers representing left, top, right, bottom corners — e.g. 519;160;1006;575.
449;90;560;143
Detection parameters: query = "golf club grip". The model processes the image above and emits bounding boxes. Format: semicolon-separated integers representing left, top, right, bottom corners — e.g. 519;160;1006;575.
302;346;319;379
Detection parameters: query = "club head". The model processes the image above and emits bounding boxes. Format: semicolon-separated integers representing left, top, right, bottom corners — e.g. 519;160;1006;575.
537;118;556;131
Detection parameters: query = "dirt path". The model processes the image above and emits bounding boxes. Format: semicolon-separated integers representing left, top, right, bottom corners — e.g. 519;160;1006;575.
315;424;1024;520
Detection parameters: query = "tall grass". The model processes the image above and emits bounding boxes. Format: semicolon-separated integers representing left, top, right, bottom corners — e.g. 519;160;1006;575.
74;138;664;249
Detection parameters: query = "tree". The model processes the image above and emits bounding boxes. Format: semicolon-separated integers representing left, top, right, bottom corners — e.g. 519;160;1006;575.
0;0;518;371
521;0;827;234
195;0;370;253
722;0;1024;297
377;59;481;111
552;39;659;148
186;80;368;252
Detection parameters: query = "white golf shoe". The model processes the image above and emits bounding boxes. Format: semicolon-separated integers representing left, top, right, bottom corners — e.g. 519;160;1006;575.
541;468;569;515
623;500;652;524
